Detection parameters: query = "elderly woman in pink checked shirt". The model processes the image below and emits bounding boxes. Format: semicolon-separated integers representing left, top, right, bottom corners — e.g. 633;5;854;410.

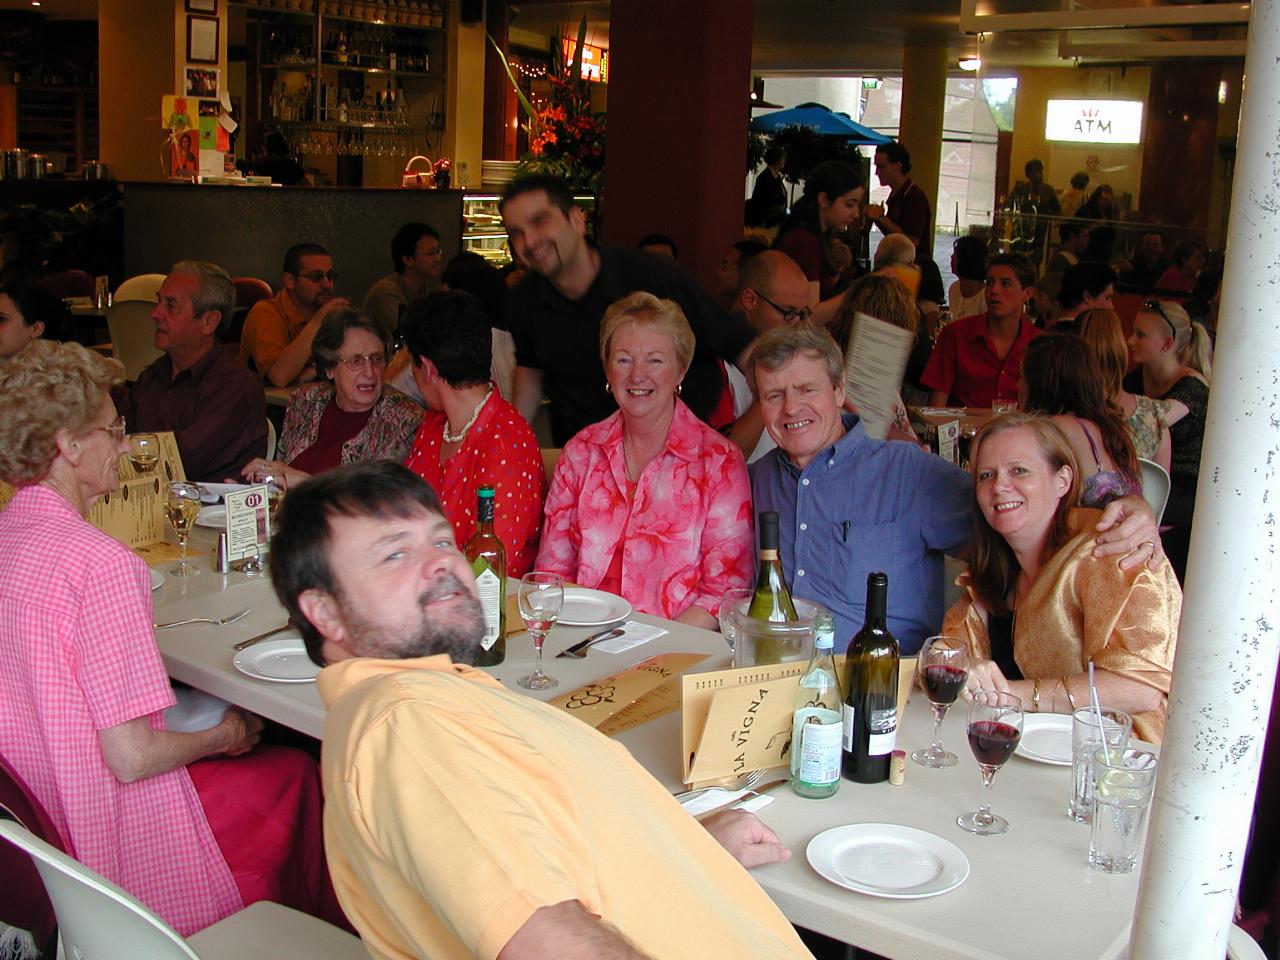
0;341;340;935
537;292;754;629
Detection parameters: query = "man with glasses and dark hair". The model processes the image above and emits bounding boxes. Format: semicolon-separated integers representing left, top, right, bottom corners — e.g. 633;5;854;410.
123;260;266;481
269;460;809;960
240;242;351;387
498;173;757;446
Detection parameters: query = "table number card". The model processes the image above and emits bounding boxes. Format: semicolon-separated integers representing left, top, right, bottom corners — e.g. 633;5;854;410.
937;419;961;465
223;485;271;562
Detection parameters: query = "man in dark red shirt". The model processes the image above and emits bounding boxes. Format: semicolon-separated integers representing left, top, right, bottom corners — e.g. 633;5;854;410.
922;253;1040;408
123;261;266;481
866;142;933;267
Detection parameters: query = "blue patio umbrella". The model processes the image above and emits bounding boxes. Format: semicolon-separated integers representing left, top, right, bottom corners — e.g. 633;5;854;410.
750;102;893;145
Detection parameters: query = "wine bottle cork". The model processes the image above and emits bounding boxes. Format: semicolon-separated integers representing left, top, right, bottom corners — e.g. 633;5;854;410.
889;750;906;786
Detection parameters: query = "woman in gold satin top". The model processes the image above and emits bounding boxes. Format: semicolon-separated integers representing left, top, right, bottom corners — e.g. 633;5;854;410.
941;412;1180;743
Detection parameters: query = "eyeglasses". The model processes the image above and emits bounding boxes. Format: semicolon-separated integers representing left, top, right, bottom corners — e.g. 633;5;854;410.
295;270;338;283
334;352;387;370
1144;299;1177;338
751;289;812;324
94;416;126;442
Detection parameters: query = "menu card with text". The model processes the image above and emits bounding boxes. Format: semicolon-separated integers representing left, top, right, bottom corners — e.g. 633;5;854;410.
548;652;709;735
843;311;915;441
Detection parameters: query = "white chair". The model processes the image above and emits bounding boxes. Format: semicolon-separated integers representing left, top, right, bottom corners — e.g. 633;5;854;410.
1137;457;1171;524
266;419;278;460
114;273;167;304
1227;924;1267;960
0;819;366;960
106;301;163;381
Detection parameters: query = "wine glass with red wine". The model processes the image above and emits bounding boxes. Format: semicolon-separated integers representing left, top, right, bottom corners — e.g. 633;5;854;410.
958;690;1023;836
912;635;969;768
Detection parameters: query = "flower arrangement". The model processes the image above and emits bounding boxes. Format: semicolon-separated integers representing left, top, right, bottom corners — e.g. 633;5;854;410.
489;17;606;195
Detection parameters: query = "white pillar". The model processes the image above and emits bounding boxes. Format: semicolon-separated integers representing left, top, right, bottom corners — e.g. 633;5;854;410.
1129;3;1280;956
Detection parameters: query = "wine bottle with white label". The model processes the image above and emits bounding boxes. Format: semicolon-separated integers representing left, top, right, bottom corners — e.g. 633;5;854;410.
791;611;843;799
465;485;506;667
842;572;899;783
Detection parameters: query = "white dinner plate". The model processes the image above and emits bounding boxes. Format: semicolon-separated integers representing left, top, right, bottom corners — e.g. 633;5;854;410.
1017;713;1074;766
556;587;632;627
198;482;251;504
195;505;227;529
232;637;319;683
150;568;165;591
807;823;970;900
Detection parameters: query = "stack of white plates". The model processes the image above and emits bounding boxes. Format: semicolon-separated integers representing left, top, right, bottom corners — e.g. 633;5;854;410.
481;159;520;190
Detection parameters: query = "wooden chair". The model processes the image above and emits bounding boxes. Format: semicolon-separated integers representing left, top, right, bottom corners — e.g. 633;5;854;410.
232;277;273;309
0;819;367;960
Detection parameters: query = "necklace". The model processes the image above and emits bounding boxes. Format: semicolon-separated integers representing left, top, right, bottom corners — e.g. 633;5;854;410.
443;386;493;444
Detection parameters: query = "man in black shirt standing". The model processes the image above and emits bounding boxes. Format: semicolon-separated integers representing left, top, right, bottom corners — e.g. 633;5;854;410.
500;175;757;447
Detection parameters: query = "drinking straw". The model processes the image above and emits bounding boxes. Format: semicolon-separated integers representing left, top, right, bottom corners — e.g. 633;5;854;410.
1087;662;1114;765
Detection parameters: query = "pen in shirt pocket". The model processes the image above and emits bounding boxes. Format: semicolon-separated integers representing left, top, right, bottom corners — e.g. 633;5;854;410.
842;521;850;543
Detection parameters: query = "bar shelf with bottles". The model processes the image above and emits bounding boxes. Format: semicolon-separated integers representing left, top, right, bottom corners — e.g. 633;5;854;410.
239;1;444;29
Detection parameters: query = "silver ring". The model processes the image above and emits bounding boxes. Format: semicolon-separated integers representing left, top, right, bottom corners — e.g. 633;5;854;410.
1145;540;1155;551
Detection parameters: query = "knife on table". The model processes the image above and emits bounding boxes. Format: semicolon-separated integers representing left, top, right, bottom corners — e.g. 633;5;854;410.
232;624;293;651
556;624;626;658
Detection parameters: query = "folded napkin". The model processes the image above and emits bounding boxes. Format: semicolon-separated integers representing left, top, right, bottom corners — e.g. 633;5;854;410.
592;620;668;654
679;787;776;817
164;688;230;732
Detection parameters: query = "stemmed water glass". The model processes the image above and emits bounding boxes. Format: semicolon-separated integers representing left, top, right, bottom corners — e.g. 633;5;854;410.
127;433;160;473
958;690;1023;836
912;635;969;768
517;572;564;690
165;481;203;578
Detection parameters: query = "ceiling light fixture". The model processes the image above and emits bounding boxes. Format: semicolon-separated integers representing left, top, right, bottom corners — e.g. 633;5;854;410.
958;57;982;71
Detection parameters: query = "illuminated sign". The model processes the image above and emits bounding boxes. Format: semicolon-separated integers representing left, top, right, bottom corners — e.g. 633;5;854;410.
1045;99;1144;144
563;37;608;83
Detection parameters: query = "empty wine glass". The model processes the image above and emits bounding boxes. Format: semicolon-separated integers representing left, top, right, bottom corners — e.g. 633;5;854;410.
127;433;160;474
912;635;969;768
517;572;564;690
165;481;203;578
958;690;1023;836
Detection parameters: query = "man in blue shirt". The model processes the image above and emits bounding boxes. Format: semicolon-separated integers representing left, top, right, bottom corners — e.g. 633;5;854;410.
748;324;1164;654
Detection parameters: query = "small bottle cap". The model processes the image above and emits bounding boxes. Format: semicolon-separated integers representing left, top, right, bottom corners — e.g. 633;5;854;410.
758;511;780;551
889;750;906;786
478;485;495;499
814;611;835;649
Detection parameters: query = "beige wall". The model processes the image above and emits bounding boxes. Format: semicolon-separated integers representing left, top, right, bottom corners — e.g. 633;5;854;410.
441;0;485;188
1008;65;1151;211
100;0;228;181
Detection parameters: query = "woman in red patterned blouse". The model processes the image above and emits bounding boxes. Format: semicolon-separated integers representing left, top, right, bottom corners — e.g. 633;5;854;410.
536;292;754;628
402;291;546;576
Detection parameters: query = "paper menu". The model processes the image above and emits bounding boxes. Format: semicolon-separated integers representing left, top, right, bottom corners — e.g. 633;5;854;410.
937;419;961;465
680;656;919;787
843;311;915;441
224;485;271;562
549;652;709;734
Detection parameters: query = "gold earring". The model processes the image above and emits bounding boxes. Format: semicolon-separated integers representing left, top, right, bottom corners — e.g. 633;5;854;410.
604;382;612;394
676;383;683;396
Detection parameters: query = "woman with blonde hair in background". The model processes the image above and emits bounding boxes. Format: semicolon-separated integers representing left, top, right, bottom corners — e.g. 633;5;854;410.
1076;308;1185;475
1122;299;1211;581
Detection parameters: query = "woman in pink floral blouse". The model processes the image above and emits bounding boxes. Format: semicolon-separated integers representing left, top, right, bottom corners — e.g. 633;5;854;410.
537;292;754;628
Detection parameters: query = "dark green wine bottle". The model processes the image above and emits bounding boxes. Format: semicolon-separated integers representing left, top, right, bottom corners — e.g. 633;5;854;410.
842;572;899;783
466;486;506;667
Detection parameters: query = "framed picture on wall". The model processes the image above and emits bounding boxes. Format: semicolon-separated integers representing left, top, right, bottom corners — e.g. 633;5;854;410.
184;66;220;97
187;16;219;64
186;0;218;12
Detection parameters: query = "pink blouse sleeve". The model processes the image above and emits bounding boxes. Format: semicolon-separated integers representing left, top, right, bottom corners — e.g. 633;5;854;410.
535;443;585;580
684;442;754;618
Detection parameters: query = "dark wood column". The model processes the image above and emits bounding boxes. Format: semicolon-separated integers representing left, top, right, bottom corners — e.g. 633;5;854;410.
1139;63;1219;231
601;0;753;288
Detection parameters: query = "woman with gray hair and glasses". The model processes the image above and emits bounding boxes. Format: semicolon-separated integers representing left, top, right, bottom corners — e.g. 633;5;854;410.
243;307;423;488
0;340;341;933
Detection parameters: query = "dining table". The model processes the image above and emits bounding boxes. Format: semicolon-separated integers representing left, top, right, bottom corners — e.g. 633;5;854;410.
149;544;1145;960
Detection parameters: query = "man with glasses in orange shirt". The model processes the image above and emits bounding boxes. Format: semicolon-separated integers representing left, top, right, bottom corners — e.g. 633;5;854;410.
240;243;351;387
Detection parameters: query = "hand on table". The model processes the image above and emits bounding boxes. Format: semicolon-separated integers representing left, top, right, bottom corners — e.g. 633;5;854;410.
963;659;1012;701
701;808;791;869
240;458;304;490
218;707;263;757
1093;495;1164;571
